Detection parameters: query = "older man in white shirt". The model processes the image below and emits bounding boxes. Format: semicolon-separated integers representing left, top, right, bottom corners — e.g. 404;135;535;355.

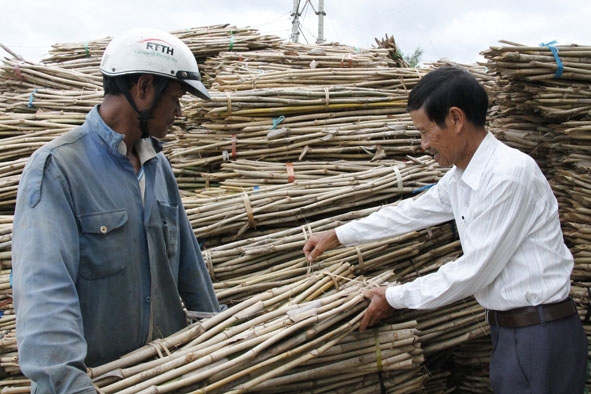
303;66;587;394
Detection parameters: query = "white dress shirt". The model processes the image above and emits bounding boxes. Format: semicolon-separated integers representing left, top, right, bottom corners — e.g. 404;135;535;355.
336;132;573;311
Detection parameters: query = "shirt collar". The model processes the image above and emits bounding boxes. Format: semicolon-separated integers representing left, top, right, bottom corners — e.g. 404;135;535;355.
117;139;158;166
87;105;157;165
459;131;497;191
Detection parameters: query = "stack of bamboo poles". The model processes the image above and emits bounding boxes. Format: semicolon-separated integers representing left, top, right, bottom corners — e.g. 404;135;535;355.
482;41;591;385
482;41;591;167
0;121;84;214
0;112;88;138
8;26;586;393
0;55;103;214
166;113;421;170
215;41;396;69
0;28;494;392
0;28;425;212
0;200;485;393
200;205;461;304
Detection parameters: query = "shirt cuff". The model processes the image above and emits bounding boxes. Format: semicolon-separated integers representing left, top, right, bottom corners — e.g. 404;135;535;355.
335;223;356;246
385;285;407;309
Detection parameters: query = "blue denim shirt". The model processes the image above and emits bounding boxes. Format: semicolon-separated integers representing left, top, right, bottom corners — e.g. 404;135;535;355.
12;106;220;393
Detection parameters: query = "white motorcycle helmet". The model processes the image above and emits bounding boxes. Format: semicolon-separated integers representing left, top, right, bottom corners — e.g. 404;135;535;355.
100;27;210;101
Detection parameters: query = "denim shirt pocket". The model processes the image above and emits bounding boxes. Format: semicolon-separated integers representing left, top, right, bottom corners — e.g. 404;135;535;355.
157;200;179;258
78;209;128;280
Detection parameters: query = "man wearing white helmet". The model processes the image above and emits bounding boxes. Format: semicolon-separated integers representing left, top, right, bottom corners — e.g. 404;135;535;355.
12;28;221;393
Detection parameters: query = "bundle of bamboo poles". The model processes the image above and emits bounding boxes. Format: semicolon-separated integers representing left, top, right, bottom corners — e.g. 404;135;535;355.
481;40;591;82
210;66;425;92
0;58;103;93
552;166;591;278
85;267;425;394
0;112;85;137
0;160;23;215
0;87;102;114
249;322;426;393
42;25;283;65
200;44;398;85
183;156;443;241
482;41;591;202
482;41;591;147
211;158;415;187
190;86;409;123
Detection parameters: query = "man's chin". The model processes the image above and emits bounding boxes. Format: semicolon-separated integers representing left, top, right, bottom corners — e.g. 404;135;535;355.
434;154;451;168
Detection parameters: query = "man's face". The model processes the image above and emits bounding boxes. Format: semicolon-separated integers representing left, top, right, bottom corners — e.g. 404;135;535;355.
149;80;186;139
410;107;458;168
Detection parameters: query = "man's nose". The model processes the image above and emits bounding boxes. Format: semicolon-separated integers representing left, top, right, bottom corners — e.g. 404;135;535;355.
174;100;182;117
420;135;430;151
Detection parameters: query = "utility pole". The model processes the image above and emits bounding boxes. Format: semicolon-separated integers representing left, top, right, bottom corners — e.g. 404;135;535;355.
290;0;327;44
316;0;326;44
290;0;301;43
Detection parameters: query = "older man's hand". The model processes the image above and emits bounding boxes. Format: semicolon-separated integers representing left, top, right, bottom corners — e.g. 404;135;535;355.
359;286;396;332
302;229;340;262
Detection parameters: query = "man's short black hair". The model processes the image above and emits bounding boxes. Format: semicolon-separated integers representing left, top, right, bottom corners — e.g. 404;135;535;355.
407;66;488;128
102;74;168;96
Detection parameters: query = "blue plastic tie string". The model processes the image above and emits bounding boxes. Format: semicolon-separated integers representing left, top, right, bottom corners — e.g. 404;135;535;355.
229;32;235;51
28;89;38;108
271;115;285;130
540;41;564;78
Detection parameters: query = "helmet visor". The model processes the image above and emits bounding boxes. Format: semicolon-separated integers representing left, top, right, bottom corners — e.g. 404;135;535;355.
176;70;210;101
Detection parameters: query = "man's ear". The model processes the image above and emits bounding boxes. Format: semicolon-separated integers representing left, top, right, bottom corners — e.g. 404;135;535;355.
135;74;154;101
128;74;154;111
448;106;465;131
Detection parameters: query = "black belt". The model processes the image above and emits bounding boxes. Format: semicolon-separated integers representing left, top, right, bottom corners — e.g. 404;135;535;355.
486;298;577;328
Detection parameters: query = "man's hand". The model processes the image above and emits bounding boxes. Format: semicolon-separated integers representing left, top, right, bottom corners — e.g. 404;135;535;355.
302;229;340;262
359;286;396;332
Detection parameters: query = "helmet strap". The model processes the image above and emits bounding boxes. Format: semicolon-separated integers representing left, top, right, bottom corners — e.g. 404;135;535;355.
114;77;169;139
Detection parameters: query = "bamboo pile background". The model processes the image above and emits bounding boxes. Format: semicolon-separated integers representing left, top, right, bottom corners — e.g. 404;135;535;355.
0;26;588;393
483;43;591;384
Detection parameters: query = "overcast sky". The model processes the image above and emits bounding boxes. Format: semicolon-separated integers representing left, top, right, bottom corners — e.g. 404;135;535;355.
1;0;590;65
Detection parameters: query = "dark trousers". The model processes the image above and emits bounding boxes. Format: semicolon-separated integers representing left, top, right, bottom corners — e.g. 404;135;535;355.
489;313;588;394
